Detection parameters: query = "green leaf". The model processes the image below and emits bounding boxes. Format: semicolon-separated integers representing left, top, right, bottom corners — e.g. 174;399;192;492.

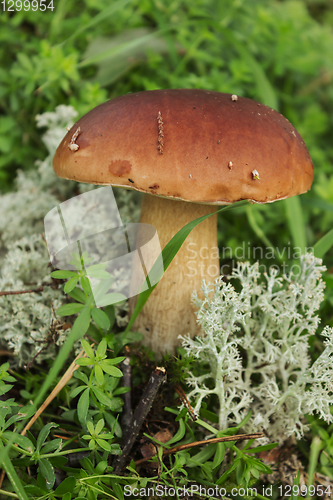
68;287;87;304
60;0;133;46
290;471;301;500
38;458;55;489
113;386;130;396
54;476;76;495
36;423;58;452
86;421;94;435
92;387;113;407
81;339;95;359
95;418;105;435
212;442;225;468
244;443;278;454
314;228;333;259
77;388;90;424
94;365;104;385
41;438;62;454
215;23;278;109
76;358;93;366
285;196;306;255
187;443;217;467
3;432;34;453
104;305;116;330
24;485;45;496
216;458;240;485
51;270;78;279
92;308;111;330
104;356;124;365
96;438;111;451
96;292;127;307
64;275;80;293
74;371;89;385
92;278;114;303
96;338;107;357
165;418;186;445
56;303;85;316
81;276;92;295
100;363;123;377
86;264;110;279
231;409;253;433
1;449;30;500
70;385;87;398
79;28;164;69
71;307;92;341
95;460;108;474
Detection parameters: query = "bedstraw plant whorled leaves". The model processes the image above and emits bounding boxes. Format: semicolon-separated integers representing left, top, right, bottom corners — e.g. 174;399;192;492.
51;250;126;342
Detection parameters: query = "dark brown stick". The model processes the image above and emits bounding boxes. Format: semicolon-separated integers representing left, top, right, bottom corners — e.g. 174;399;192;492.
113;366;167;473
0;287;44;297
0;281;62;297
134;432;265;466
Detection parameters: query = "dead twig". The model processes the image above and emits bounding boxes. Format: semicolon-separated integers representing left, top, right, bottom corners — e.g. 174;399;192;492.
113;366;167;474
0;287;44;297
135;432;265;466
175;383;197;421
0;281;61;297
21;348;89;436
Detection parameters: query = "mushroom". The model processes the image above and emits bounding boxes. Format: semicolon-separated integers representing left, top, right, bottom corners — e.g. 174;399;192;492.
53;89;314;357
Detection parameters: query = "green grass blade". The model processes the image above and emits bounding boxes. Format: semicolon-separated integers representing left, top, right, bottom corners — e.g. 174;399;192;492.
78;29;166;68
58;0;133;47
290;471;300;500
215;24;278;109
246;205;277;260
306;436;322;500
124;201;248;335
284;196;306;254
314;228;333;259
1;451;29;500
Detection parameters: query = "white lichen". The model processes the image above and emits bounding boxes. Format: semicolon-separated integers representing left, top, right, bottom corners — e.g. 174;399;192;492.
0;105;140;366
180;254;333;442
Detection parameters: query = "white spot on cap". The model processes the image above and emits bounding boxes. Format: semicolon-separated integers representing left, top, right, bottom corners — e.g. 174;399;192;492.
231;95;238;101
68;127;81;152
228;161;233;169
252;169;260;180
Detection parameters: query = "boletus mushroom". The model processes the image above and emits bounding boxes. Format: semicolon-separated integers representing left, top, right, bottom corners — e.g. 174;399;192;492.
53;89;314;356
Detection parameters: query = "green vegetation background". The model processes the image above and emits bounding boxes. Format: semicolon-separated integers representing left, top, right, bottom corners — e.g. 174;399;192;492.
1;0;333;254
1;0;333;494
2;0;333;332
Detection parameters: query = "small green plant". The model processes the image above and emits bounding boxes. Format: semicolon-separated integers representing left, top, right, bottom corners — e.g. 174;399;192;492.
51;250;126;339
69;338;126;429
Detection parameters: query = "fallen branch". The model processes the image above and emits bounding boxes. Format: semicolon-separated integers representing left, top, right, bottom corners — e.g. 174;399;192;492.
135;432;265;466
21;348;88;436
113;366;167;474
0;282;60;297
0;286;44;297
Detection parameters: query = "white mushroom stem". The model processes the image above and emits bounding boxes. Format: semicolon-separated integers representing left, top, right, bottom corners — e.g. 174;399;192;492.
130;194;219;357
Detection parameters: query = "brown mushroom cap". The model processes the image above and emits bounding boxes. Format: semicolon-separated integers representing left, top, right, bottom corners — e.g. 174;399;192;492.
53;89;314;204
